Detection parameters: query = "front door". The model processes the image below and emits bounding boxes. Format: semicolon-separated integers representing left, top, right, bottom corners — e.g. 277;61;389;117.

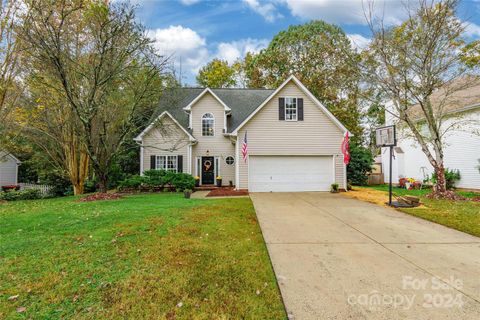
201;157;215;185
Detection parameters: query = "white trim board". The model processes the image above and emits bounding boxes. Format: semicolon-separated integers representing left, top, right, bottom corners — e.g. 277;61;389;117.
182;88;231;112
231;75;352;136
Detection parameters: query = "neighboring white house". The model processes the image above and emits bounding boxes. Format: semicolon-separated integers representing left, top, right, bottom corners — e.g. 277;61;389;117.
382;80;480;189
135;75;351;192
0;151;20;187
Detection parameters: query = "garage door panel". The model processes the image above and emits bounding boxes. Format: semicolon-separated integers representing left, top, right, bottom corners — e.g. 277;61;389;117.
249;156;333;192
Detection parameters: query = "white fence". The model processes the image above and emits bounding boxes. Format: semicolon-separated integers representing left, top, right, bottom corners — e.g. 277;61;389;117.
19;183;52;195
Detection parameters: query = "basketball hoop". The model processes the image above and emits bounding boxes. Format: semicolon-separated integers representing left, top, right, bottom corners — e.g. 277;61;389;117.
375;125;396;206
375;125;396;147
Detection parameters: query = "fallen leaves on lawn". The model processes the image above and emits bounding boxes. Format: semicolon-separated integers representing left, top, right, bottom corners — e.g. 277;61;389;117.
79;193;123;202
8;294;19;301
425;191;467;201
16;306;26;313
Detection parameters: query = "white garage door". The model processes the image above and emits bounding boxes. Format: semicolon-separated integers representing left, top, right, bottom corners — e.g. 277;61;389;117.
249;156;334;192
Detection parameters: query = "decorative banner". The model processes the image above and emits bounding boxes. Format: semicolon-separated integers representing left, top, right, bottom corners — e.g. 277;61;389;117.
341;132;350;165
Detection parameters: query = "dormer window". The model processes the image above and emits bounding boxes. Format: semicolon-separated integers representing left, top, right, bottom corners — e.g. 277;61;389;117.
202;113;214;136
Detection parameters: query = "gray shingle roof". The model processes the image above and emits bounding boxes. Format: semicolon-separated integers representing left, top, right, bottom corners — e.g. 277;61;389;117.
150;87;275;134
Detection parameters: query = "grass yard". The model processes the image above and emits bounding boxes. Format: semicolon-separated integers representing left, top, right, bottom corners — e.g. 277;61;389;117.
0;194;286;319
344;185;480;238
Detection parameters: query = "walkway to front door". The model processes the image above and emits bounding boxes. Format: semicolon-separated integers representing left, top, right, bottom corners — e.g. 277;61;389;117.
201;156;215;185
250;192;480;319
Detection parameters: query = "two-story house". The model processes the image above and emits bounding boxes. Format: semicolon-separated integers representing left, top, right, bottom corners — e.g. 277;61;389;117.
381;79;480;190
134;76;350;192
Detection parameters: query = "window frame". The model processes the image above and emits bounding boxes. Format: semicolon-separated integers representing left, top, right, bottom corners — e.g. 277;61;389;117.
225;155;235;165
155;155;178;172
201;113;215;136
284;97;298;121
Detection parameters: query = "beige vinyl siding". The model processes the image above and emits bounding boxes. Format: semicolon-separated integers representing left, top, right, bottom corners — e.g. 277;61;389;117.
335;155;346;189
191;93;235;185
237;80;346;189
141;116;189;174
0;153;18;186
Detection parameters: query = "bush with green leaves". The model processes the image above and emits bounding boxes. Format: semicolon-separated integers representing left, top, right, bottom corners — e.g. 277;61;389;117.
171;173;196;191
0;189;43;201
143;169;168;187
347;142;374;186
431;168;461;190
118;170;195;192
118;175;145;190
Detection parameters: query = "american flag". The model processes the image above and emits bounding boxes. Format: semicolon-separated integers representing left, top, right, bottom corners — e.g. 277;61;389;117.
241;131;248;162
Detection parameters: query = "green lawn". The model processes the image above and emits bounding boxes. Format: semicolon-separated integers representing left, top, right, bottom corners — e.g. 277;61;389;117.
0;194;286;319
363;185;480;237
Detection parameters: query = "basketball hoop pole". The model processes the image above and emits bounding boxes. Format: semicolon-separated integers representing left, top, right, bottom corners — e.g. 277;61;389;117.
389;145;393;206
375;124;396;206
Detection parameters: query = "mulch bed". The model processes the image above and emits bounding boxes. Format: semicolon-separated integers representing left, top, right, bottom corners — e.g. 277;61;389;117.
79;193;124;202
425;190;467;201
206;188;249;197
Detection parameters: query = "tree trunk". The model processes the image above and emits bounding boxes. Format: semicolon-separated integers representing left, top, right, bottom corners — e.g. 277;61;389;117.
434;162;447;193
73;183;84;195
98;174;108;193
65;140;90;195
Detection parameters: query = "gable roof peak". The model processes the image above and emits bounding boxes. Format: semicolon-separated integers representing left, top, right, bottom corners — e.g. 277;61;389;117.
231;75;352;136
182;88;231;112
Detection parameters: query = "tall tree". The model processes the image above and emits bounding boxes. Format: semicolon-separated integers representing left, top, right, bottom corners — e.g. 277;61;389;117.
18;0;167;192
0;0;24;150
196;59;236;88
364;0;479;194
250;21;364;140
15;74;90;195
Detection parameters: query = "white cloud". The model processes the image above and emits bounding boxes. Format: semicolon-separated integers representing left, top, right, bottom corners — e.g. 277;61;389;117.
283;0;405;25
179;0;200;5
243;0;281;22
464;22;480;38
347;34;371;50
147;25;209;73
216;38;269;63
148;26;269;84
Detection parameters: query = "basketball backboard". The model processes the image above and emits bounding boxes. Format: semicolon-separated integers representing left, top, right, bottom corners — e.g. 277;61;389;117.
375;125;396;147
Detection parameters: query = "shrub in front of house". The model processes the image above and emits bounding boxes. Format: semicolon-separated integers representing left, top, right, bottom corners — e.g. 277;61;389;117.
118;170;195;192
0;188;43;201
143;169;168;187
118;175;145;190
171;173;195;191
1;185;20;192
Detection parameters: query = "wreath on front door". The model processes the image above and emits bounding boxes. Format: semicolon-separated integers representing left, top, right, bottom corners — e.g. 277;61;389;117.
204;160;212;171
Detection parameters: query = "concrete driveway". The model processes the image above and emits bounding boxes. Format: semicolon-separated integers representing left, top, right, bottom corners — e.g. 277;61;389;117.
250;192;480;320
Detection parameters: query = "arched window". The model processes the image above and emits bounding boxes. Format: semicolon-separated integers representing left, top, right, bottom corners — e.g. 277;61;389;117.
202;113;214;136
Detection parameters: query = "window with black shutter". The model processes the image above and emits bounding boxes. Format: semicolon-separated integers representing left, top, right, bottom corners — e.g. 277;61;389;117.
177;155;183;173
279;98;285;120
298;98;304;121
150;155;156;169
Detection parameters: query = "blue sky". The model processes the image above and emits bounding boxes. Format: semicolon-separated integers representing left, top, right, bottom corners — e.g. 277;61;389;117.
132;0;480;85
